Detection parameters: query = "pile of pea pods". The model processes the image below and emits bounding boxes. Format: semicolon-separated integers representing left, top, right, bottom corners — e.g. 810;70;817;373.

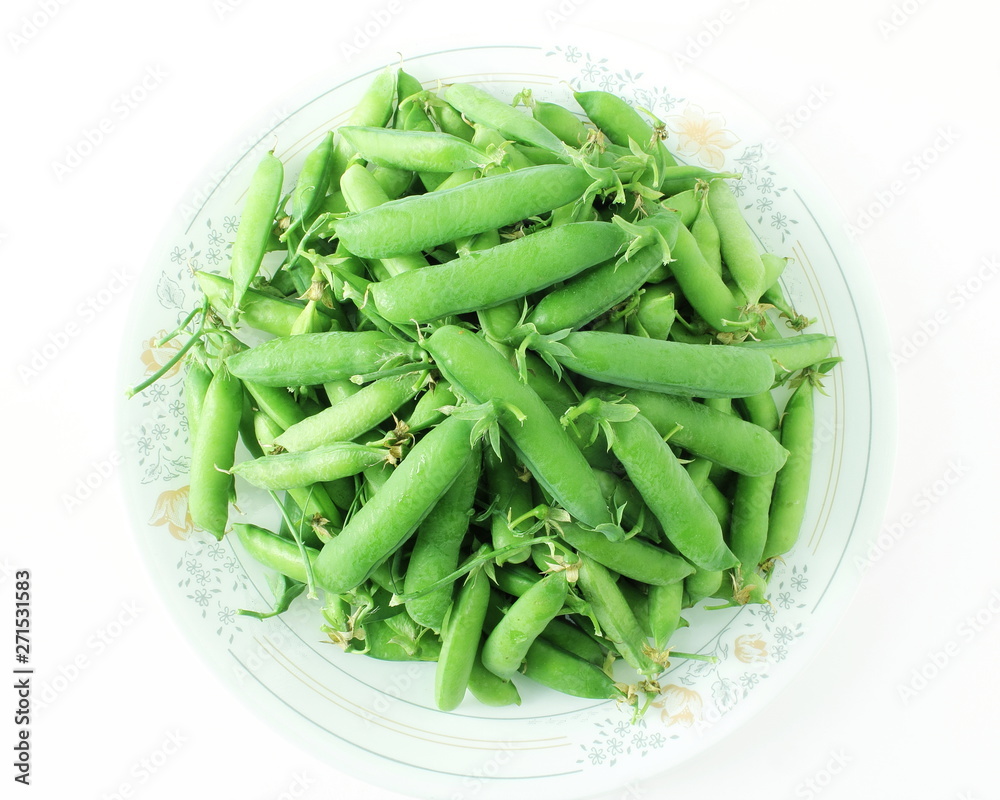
138;66;840;714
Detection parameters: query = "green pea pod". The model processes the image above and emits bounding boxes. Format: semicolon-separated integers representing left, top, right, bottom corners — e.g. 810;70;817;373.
526;211;681;335
557;332;775;399
369;163;413;200
405;381;458;433
627;390;788;476
396;68;425;105
521;638;617;699
468;643;522;707
423;326;619;534
242;380;308;431
522;352;577;408
334;164;593;259
189;364;243;539
439;82;570;158
628;284;675;340
574;89;676;182
292;131;335;224
404;449;482;633
339;126;492;173
429;98;475;141
763;378;815;559
482;572;569;680
724;390;778;603
575;555;660;676
459;231;523;344
234;523;317;584
739;390;782;433
493;563;543;599
560;524;694;586
685;567;724;605
761;252;789;290
231;443;390;490
183;358;213;443
736;334;837;375
484;443;534;565
661;188;699;228
699;479;732;530
364;617;442;662
593;469;664;541
226;331;423;387
397;75;447;191
707;179;767;306
435;565;490;711
316;190;349;216
370;221;629;325
230;151;284;317
275;374;420;452
313;414;476;595
517;144;569;166
339;164;429;276
659;166;737;197
648;581;684;650
251;411;344;533
686;457;713;491
360;462;391;505
611;413;737;572
329;68;398;185
471;124;535;171
617;580;651;635
493;563;593;621
539;618;606;666
289;299;325;336
692;181;723;275
665;223;744;332
197;272;319;337
532;100;590;147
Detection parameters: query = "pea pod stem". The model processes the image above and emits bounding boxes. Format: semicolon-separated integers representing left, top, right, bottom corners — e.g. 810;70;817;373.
157;305;203;346
233;522;317;585
270;488;321;599
239;575;306;620
127;301;209;397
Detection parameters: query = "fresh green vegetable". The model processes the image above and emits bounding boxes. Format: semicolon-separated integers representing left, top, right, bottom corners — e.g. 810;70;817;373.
130;69;839;718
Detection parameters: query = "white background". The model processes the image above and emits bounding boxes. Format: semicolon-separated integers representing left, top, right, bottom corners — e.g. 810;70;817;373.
4;0;998;799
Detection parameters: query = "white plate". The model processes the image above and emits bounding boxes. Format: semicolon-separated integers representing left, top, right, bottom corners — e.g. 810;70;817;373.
119;36;895;800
